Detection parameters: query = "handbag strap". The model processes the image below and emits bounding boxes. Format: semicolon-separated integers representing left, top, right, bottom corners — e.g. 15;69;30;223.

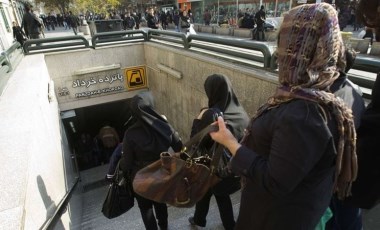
183;124;218;157
209;143;224;174
182;124;225;173
114;161;122;183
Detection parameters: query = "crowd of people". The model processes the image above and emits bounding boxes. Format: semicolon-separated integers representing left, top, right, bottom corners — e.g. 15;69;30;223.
14;5;82;49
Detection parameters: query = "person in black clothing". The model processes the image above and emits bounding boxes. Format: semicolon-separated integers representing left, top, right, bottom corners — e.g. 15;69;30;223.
146;8;159;29
160;11;168;30
120;92;183;230
179;10;191;34
173;10;180;32
255;5;266;41
326;49;365;230
68;11;80;35
362;27;374;45
106;143;123;181
188;74;249;230
123;12;135;31
21;5;41;39
207;4;357;229
241;13;254;29
12;21;26;47
46;13;55;31
132;12;140;29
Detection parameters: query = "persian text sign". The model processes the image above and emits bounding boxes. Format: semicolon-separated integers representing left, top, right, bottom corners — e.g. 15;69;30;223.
57;71;126;100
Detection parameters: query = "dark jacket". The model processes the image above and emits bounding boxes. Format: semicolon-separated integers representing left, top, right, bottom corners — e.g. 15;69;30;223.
68;14;79;27
231;100;338;229
255;9;266;26
21;12;41;38
347;74;380;208
120;92;182;178
13;26;26;45
124;16;135;29
122;125;182;178
146;14;158;29
180;15;190;28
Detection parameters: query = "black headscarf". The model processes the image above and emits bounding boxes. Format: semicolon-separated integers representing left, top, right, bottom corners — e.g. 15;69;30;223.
204;74;249;140
129;92;175;152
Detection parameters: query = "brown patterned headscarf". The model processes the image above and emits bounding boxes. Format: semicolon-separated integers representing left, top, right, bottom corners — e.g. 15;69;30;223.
264;3;357;199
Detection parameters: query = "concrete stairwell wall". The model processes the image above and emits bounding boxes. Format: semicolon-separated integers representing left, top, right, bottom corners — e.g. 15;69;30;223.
0;54;79;230
0;41;279;229
144;43;279;140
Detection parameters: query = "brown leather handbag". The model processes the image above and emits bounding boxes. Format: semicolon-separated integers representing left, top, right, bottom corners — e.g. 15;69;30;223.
132;125;222;208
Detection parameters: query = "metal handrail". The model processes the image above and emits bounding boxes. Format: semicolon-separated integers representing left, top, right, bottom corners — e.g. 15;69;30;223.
40;177;80;230
23;36;90;55
0;42;22;72
353;55;380;73
15;29;377;99
188;34;272;68
0;54;10;71
91;30;147;48
147;29;189;49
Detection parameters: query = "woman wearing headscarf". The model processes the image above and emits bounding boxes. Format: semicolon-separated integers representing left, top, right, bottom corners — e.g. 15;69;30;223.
208;3;357;229
188;74;249;230
120;92;183;230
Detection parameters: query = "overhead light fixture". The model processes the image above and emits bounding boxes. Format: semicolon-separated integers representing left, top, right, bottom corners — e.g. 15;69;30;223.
61;110;76;119
69;121;76;133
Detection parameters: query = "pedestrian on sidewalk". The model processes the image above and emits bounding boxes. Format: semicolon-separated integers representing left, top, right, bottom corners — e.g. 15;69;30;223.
21;5;42;39
68;11;80;35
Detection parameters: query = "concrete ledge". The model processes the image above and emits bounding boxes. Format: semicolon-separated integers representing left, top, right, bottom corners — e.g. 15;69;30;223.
192;24;201;32
215;27;231;36
233;28;252;38
199;25;213;34
266;30;278;42
369;42;380;56
357;38;371;54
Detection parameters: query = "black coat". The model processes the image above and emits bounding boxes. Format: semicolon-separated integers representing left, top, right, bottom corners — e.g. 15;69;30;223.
231;99;338;229
13;26;26;45
120;92;182;178
21;12;41;38
146;14;158;29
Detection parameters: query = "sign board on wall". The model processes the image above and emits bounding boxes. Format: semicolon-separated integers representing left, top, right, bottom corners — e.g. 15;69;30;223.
124;65;147;90
56;65;147;102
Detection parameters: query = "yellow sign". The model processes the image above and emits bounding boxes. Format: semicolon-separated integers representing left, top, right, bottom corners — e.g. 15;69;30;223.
124;66;147;90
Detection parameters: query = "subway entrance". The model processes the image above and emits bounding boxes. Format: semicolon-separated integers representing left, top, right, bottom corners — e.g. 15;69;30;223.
61;99;132;171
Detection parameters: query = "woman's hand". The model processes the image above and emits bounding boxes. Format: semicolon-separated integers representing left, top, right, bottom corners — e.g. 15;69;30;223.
210;116;241;156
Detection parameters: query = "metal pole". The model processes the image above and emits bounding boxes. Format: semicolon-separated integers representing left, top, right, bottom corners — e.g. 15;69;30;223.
217;0;219;25
275;0;278;17
236;0;238;26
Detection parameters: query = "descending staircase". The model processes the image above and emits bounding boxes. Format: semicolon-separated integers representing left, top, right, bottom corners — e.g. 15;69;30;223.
79;164;241;230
